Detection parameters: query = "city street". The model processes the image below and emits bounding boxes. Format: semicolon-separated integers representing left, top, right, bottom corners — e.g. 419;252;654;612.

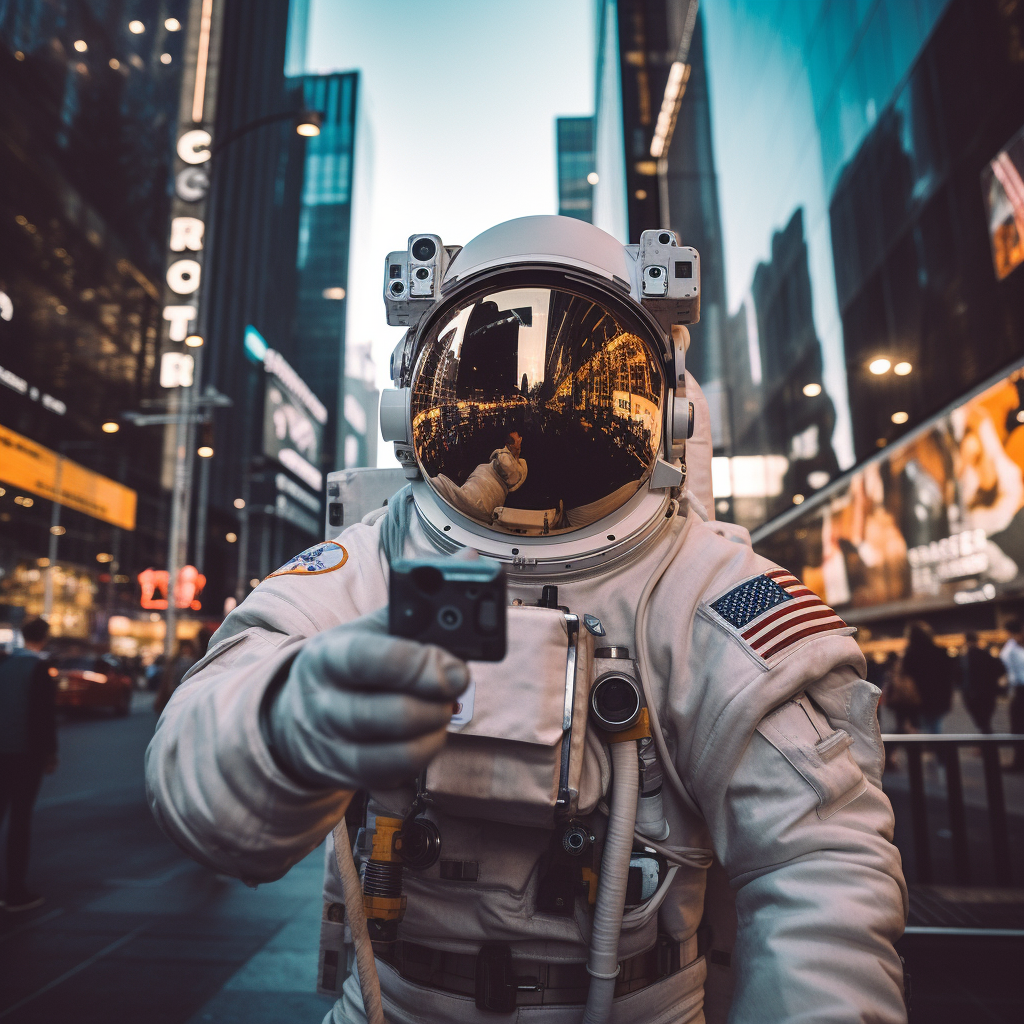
0;696;334;1024
1;690;1020;1023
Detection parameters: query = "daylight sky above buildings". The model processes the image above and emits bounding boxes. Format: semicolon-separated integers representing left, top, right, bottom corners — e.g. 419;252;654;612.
302;0;595;464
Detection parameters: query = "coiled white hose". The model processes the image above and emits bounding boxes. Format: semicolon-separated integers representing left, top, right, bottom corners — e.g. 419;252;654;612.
583;740;640;1024
333;821;388;1024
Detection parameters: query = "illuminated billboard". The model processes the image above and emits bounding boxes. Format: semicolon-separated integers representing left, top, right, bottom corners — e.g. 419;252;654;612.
0;424;136;530
982;121;1024;281
755;365;1024;615
262;348;327;494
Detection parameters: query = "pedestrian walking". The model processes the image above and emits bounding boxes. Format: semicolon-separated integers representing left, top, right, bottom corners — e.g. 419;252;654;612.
899;621;952;734
154;640;199;716
962;631;1003;733
0;618;58;912
999;618;1024;769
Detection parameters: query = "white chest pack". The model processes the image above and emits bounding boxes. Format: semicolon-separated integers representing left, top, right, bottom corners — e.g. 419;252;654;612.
424;604;607;828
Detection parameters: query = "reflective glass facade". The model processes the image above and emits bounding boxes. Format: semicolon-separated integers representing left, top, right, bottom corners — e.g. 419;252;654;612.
596;0;1024;562
556;116;595;222
0;1;188;635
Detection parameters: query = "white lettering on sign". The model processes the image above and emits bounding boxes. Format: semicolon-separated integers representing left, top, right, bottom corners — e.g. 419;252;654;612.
177;129;212;164
163;305;196;341
167;259;201;295
160;351;195;389
0;364;28;394
42;394;66;415
278;448;323;492
264;349;329;425
169;217;205;251
175;167;210;202
0;290;12;321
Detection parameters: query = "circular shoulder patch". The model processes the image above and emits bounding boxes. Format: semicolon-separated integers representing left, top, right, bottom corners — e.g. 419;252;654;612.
267;540;349;578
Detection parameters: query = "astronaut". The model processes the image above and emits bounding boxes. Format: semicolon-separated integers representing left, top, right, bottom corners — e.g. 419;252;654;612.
146;216;908;1024
430;430;528;523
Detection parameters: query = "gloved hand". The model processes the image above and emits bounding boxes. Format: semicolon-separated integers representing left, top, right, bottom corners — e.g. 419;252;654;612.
263;608;470;790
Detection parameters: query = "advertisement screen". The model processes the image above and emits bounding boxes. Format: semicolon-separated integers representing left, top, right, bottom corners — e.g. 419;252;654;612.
982;121;1024;281
756;366;1024;615
262;349;327;494
0;424;137;530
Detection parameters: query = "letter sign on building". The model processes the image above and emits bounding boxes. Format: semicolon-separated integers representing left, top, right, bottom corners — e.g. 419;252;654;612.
166;259;202;294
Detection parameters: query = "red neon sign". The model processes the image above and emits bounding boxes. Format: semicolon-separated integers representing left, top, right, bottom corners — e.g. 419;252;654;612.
138;565;206;610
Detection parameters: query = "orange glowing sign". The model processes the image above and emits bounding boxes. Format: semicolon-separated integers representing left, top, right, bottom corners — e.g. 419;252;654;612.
138;565;206;610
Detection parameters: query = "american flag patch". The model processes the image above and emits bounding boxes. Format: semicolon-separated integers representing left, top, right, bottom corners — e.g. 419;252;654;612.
709;567;850;662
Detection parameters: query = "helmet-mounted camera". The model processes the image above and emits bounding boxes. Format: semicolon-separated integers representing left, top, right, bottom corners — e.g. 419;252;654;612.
637;229;700;331
383;234;461;328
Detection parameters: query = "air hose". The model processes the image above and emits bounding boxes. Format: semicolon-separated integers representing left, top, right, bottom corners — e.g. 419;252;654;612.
333;821;388;1024
582;739;640;1024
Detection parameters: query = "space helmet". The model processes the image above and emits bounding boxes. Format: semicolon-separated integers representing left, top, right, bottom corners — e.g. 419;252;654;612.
379;215;703;575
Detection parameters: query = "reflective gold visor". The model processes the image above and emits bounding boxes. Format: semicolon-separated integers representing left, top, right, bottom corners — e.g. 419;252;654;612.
411;284;664;536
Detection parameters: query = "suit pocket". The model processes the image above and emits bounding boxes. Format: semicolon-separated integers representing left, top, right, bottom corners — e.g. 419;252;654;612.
756;695;867;820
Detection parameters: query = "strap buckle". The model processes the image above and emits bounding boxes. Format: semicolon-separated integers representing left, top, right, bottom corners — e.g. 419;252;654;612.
475;943;518;1013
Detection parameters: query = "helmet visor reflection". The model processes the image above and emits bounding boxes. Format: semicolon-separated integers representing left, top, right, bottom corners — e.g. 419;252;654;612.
412;285;663;536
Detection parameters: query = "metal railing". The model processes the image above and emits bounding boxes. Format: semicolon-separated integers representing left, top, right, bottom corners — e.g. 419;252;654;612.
881;734;1024;887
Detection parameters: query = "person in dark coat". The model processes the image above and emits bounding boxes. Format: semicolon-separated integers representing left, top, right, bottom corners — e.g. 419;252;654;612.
900;621;953;734
0;618;58;912
961;631;1004;734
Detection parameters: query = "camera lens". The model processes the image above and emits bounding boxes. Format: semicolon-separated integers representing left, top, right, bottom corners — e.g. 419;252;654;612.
415;267;429;281
438;606;463;631
412;237;437;262
390;281;405;295
658;232;672;244
648;266;662;278
590;674;642;731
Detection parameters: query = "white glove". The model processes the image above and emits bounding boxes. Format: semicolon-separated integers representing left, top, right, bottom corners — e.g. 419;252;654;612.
264;608;469;790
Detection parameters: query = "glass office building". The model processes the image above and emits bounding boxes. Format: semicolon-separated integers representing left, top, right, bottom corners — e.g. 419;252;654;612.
0;1;188;638
556;116;595;222
596;0;1024;629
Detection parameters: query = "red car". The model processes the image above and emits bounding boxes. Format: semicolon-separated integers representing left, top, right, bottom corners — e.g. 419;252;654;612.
54;654;133;716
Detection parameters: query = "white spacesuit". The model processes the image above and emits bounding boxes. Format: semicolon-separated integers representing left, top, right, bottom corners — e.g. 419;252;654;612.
146;216;908;1024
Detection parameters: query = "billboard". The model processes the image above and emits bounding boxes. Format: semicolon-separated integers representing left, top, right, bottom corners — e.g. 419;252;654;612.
0;424;136;530
982;121;1024;281
262;348;327;494
755;366;1024;615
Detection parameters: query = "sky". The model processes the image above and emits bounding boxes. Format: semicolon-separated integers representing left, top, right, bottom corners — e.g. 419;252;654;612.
300;0;595;465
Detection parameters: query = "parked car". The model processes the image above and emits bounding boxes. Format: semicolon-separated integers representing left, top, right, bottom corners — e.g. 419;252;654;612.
54;654;133;716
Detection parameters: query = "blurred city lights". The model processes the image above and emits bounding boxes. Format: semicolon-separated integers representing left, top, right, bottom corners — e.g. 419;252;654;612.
233;498;246;509
891;411;909;424
802;382;822;397
197;445;214;458
249;579;259;588
322;287;346;300
894;361;912;375
109;58;120;69
160;53;172;64
225;532;237;543
96;552;113;563
869;358;891;374
587;171;599;185
792;493;805;505
184;334;204;347
165;18;181;31
73;40;88;52
49;525;66;536
101;421;120;433
634;189;647;200
296;122;320;137
128;20;145;34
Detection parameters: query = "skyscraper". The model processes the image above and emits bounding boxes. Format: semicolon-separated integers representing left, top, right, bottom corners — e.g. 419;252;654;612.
0;1;189;644
198;0;358;602
556;116;595;222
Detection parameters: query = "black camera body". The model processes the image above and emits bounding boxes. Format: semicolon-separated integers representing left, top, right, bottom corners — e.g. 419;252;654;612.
388;558;507;662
